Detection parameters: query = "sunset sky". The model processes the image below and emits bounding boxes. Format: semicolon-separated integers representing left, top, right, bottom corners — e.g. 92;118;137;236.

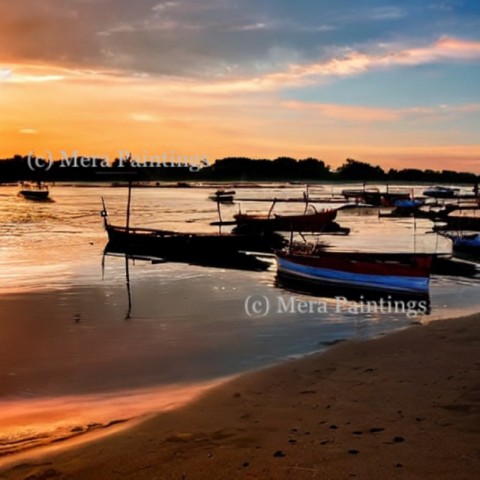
1;0;479;171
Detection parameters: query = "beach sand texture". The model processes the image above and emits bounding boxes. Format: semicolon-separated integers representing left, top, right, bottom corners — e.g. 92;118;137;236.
1;314;479;480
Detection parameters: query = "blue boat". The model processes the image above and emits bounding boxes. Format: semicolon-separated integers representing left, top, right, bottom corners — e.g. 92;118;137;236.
276;250;432;295
444;233;480;258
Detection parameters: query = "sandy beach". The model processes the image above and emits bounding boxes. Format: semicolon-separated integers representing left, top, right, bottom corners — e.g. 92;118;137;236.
1;314;479;480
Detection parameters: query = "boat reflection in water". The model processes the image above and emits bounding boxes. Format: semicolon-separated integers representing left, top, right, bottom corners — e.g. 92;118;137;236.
275;273;431;319
103;232;277;272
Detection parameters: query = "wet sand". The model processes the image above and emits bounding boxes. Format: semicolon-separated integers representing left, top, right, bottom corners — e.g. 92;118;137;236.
1;314;479;480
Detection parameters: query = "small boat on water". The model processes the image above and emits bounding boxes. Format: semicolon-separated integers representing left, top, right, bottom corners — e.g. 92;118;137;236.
233;208;345;234
379;199;424;218
441;232;480;258
18;182;50;200
209;189;236;203
423;186;460;199
276;249;432;294
434;209;480;231
342;187;410;207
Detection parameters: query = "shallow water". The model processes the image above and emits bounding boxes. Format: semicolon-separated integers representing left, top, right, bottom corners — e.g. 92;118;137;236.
0;183;479;457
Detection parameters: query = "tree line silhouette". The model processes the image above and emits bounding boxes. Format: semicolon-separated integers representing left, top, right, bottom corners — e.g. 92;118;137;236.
0;155;478;184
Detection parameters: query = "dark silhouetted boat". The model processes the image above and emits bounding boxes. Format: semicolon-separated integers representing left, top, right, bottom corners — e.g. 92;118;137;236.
233;208;349;234
18;182;50;200
101;196;285;270
441;232;480;259
342;187;410;207
423;186;460;198
208;189;236;204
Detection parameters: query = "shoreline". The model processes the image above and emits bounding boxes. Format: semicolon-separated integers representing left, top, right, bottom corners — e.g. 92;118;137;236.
2;313;479;479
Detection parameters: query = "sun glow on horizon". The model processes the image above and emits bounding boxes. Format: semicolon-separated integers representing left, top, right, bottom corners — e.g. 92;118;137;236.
1;1;479;172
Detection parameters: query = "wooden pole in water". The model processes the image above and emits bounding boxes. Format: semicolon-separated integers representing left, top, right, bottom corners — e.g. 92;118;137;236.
126;180;132;233
217;198;222;235
125;254;132;320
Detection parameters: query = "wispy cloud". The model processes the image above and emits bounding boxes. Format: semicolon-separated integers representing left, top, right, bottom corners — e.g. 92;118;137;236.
4;35;479;93
130;113;158;122
4;73;64;84
284;100;480;123
190;36;480;93
369;6;406;20
19;128;38;134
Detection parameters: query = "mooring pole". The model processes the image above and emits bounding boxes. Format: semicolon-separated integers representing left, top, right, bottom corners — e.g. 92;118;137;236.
126;180;132;233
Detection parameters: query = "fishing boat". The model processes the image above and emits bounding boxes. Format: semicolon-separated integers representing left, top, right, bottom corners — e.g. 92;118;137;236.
18;182;50;200
441;232;480;258
276;249;432;294
103;232;274;271
342;187;410;207
101;196;285;270
379;199;424;218
434;209;480;231
233;208;344;233
423;186;460;199
209;189;236;204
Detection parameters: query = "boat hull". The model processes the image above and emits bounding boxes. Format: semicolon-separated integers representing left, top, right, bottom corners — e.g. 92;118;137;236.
446;233;480;258
276;251;432;294
19;190;50;200
234;209;339;233
442;216;480;231
105;224;285;270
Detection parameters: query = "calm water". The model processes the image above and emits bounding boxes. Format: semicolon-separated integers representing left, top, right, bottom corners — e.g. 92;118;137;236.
0;183;479;459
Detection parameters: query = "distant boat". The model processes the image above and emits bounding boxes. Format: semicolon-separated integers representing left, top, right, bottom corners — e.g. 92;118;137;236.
436;209;480;231
379;199;424;218
18;182;50;200
342;187;410;207
394;199;424;209
209;189;236;204
442;232;480;258
423;186;460;198
276;249;432;294
233;208;345;233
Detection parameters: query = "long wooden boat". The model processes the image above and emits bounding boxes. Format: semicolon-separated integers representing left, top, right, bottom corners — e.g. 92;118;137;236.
276;250;432;294
233;209;339;233
104;223;285;270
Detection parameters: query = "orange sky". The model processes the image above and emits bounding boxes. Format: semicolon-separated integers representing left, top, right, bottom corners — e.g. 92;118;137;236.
1;1;479;172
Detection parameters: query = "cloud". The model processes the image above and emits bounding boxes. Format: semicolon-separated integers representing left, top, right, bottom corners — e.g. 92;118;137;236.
0;0;478;81
152;1;179;12
284;100;480;123
3;34;479;94
368;6;406;20
179;36;480;94
130;113;158;122
5;74;65;84
284;101;400;122
19;128;38;134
